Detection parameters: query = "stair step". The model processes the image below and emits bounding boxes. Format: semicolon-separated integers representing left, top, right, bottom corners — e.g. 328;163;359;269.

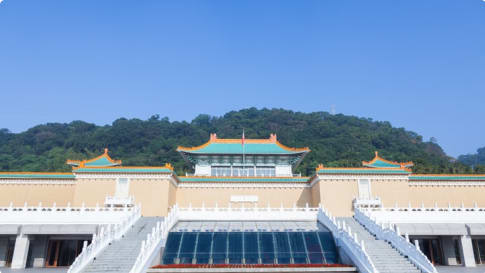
337;217;422;273
81;217;162;273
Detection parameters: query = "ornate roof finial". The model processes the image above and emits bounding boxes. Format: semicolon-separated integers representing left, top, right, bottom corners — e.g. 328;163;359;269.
104;148;109;154
375;151;378;157
210;133;217;141
269;133;277;142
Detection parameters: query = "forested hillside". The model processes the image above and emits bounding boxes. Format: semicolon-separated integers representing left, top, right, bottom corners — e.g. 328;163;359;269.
0;108;480;175
458;147;485;169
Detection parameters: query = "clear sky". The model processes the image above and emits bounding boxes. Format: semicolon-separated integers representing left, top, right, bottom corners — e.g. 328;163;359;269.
0;1;484;157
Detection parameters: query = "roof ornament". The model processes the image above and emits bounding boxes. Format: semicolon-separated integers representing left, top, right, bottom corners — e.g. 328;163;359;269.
269;134;277;142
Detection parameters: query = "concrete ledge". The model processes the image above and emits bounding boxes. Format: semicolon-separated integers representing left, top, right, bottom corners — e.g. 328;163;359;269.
148;267;357;273
0;224;20;234
21;224;97;234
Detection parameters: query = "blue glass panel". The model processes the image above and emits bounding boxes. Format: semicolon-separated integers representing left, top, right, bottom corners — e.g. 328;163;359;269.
179;232;197;264
304;232;323;264
162;232;182;264
260;233;275;264
318;232;338;264
228;232;243;264
212;232;227;264
243;233;259;264
274;232;291;264
289;232;307;264
195;233;212;264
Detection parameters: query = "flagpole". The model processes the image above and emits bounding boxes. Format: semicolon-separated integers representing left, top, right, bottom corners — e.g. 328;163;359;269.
242;129;245;176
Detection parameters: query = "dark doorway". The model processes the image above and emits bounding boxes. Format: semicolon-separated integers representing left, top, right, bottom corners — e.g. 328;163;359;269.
45;240;86;267
5;238;15;267
473;239;485;264
415;238;444;265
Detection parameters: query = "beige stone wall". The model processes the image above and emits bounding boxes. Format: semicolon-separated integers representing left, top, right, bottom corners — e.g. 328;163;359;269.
408;185;485;207
168;180;177;209
72;178;116;206
371;179;410;207
129;179;172;217
317;179;359;217
310;180;321;207
0;183;75;206
175;187;313;208
7;175;485;218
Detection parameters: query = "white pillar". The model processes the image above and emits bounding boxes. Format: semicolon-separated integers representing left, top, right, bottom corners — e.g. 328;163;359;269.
11;234;30;269
460;235;476;267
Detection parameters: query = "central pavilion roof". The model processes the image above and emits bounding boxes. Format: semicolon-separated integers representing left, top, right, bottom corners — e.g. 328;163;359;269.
177;133;310;155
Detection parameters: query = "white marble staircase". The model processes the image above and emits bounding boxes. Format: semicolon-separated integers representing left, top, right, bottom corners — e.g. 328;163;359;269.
340;217;422;273
81;217;161;273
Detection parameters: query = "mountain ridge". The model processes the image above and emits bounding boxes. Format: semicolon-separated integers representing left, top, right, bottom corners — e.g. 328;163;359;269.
0;108;481;175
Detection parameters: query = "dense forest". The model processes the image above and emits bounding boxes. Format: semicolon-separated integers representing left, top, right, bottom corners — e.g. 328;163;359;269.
0;108;483;176
458;147;485;168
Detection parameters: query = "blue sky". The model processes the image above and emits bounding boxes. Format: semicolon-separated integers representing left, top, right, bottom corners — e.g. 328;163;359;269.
0;1;484;157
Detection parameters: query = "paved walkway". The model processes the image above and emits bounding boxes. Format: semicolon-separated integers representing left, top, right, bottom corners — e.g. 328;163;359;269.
437;265;485;273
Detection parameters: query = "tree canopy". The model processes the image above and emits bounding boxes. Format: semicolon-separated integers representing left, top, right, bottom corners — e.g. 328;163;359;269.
0;108;480;175
458;147;485;172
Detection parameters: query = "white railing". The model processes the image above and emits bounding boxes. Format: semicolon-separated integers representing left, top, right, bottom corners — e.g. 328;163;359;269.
177;202;318;221
129;205;179;273
67;204;142;273
317;206;378;273
0;202;139;224
353;197;382;209
361;202;485;224
105;195;135;207
354;208;437;273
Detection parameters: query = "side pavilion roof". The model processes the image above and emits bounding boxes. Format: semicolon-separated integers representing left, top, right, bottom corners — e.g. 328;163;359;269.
177;133;310;155
66;148;122;168
315;151;413;175
362;151;413;168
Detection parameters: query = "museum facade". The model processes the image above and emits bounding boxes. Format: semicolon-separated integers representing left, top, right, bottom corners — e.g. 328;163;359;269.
1;134;485;273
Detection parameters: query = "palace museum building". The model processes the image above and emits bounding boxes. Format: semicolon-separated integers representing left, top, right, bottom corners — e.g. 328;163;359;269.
1;133;485;273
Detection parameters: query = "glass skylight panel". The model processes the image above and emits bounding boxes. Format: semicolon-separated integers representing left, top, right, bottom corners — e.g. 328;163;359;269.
162;232;182;264
259;232;275;264
162;229;338;266
243;232;259;264
178;232;197;264
289;232;308;264
195;232;212;264
228;232;243;264
274;232;292;264
318;231;338;264
211;232;228;264
304;232;324;264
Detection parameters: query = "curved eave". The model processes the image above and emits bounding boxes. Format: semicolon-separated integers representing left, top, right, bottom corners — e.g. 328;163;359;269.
177;140;310;155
